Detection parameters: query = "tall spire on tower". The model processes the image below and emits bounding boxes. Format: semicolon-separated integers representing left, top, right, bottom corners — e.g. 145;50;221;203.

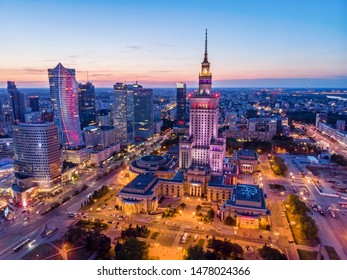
203;28;209;63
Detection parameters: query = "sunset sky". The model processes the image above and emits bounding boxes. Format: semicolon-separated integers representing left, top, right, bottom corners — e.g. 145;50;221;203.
0;0;346;88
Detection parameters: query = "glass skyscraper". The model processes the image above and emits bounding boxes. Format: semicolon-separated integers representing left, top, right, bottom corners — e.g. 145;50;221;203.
133;83;154;140
78;82;96;130
28;96;40;112
112;83;135;149
176;82;187;123
48;63;84;148
7;81;26;123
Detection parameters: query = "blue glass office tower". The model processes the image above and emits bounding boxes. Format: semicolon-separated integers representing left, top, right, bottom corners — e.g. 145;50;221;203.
78;82;96;130
133;83;154;140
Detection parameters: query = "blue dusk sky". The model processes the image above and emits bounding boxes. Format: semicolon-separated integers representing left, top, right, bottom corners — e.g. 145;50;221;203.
0;0;346;88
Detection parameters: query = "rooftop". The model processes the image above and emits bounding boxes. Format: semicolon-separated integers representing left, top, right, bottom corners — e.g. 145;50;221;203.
11;183;36;193
121;173;158;195
130;154;175;173
235;184;261;202
141;155;164;163
224;184;267;210
171;171;184;182
210;175;224;185
236;149;258;160
166;145;179;155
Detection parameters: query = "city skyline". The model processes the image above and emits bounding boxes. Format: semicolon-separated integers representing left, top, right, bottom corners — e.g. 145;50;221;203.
0;0;346;88
1;14;347;262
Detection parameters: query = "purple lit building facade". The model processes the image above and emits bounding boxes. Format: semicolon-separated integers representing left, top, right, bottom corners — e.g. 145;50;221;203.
48;63;84;148
179;30;226;181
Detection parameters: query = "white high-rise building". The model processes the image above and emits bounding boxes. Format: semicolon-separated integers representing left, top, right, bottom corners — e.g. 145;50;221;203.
179;29;225;175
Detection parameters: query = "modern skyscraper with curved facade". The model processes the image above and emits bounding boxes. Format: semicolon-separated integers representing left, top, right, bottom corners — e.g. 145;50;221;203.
48;63;84;148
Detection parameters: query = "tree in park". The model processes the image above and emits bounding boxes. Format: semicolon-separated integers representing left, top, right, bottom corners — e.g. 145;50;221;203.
115;237;149;260
258;244;287;260
184;245;206;260
288;194;308;215
207;208;215;219
300;215;318;239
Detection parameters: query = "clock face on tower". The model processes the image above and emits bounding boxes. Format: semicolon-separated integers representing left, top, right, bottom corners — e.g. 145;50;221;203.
203;68;208;74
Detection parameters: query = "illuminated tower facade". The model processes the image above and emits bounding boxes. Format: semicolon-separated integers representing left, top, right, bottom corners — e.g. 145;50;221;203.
12;123;62;192
48;63;84;148
112;83;135;149
199;29;212;95
179;30;225;175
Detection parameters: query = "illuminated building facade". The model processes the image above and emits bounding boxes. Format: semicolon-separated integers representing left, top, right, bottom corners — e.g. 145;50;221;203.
112;83;135;149
12;123;62;192
48;63;84;148
179;30;226;175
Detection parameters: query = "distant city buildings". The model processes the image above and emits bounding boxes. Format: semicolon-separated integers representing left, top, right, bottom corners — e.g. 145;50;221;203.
316;113;328;129
317;118;347;146
226;117;278;140
48;63;84;148
0;137;14;159
336;120;346;131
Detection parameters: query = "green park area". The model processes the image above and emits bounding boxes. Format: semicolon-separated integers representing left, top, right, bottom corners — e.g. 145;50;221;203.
286;195;320;247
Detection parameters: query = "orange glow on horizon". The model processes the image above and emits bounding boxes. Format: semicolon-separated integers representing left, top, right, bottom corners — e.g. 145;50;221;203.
1;67;345;88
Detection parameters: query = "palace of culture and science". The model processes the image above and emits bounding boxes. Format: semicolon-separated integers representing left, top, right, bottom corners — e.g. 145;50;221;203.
179;30;226;196
115;30;268;229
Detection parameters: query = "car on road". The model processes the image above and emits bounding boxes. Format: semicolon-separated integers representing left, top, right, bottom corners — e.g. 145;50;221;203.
181;232;188;243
